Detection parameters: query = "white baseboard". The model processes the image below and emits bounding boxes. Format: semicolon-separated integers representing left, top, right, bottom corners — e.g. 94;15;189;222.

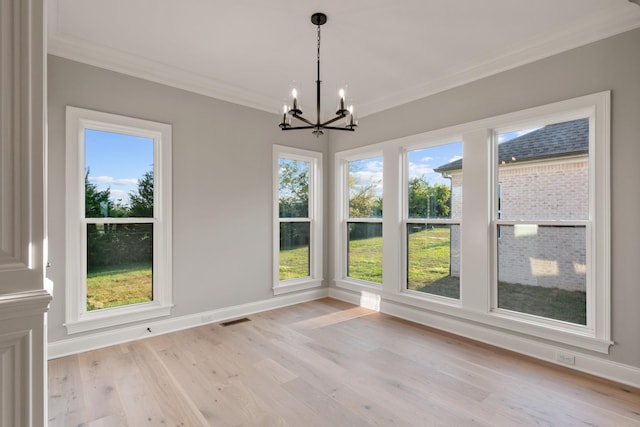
329;287;640;389
48;287;329;359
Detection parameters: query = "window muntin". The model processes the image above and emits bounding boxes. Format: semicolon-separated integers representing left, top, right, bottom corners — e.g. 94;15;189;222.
65;107;172;334
494;118;589;325
347;156;383;284
405;142;462;299
273;146;322;293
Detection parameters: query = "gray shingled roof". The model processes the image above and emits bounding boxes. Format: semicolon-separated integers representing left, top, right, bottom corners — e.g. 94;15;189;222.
435;118;589;172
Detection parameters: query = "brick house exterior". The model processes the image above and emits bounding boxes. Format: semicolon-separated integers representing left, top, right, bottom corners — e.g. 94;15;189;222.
436;118;588;291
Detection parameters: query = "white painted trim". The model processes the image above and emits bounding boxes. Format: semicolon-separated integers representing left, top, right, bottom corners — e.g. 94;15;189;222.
272;280;323;296
47;34;277;114
333;92;611;353
273;145;323;293
329;288;640;389
65;106;173;334
47;6;640;118
48;288;329;359
0;290;52;321
359;7;640;117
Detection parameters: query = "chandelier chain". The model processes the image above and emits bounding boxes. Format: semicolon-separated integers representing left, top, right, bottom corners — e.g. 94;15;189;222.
317;25;321;62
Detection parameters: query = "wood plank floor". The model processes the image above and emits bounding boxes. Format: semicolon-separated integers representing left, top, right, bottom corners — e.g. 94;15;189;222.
48;298;640;426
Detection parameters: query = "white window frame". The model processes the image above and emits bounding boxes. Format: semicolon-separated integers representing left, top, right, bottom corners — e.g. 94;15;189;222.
335;148;384;290
65;106;173;334
401;138;463;303
333;91;611;353
273;145;323;295
488;99;610;345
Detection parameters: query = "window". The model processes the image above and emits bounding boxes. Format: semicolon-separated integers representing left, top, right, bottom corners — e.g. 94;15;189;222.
336;153;383;285
273;145;322;294
494;118;589;325
66;107;172;333
405;141;462;299
333;91;610;353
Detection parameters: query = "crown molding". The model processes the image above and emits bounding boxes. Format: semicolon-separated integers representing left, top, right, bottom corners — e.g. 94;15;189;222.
48;5;640;118
359;7;640;117
47;33;278;114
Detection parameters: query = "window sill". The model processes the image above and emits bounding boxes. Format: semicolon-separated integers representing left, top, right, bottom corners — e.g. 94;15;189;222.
273;279;323;295
337;285;612;354
65;302;173;334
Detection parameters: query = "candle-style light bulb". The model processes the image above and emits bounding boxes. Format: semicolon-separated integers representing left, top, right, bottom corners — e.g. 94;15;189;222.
291;88;299;111
336;88;347;115
347;104;358;128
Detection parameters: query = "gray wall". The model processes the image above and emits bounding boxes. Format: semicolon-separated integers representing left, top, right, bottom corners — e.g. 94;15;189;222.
47;55;330;342
330;28;640;367
49;27;640;368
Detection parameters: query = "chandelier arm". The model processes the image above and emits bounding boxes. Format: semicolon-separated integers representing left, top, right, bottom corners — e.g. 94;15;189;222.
322;125;355;131
282;125;315;131
290;114;315;126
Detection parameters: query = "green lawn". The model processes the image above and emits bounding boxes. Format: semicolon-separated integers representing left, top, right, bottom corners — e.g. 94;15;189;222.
498;281;586;325
407;226;459;298
348;233;383;283
349;227;586;325
279;245;309;280
91;229;586;325
86;263;152;311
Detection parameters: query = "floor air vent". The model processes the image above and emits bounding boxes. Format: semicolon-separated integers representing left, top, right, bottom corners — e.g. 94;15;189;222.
220;317;251;327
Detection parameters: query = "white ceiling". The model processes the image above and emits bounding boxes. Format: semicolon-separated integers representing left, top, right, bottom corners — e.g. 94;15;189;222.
48;0;640;118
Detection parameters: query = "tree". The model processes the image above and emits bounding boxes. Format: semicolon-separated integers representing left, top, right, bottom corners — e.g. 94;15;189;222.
278;159;310;248
85;169;112;218
278;159;308;218
129;170;154;217
408;176;451;218
349;181;382;218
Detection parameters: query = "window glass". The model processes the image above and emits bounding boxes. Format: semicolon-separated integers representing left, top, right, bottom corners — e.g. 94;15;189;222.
496;119;589;221
407;142;462;219
85;129;154;218
279;222;310;280
278;158;309;218
274;148;321;289
349;156;383;218
347;222;383;283
84;128;155;311
406;142;462;298
347;156;383;283
496;118;589;324
86;223;153;311
497;224;586;324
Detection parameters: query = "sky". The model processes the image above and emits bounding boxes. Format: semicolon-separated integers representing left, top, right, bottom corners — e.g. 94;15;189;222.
348;142;463;199
84;129;154;206
83;127;535;207
349;128;539;197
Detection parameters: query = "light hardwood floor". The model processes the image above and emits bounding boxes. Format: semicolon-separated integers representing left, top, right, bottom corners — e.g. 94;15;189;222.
48;298;640;426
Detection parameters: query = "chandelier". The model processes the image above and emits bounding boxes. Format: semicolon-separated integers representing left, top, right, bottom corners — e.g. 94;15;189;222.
279;13;357;137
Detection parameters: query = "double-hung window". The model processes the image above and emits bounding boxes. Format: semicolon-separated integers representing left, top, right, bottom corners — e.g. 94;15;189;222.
404;141;462;299
66;107;172;333
273;145;322;294
333;91;610;352
336;152;383;285
492;116;594;327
